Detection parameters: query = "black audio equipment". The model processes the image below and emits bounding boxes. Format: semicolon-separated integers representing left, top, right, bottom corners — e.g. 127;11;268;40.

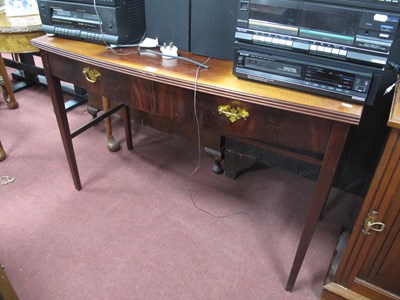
234;0;400;104
236;43;376;103
37;0;146;45
144;0;190;51
191;0;237;61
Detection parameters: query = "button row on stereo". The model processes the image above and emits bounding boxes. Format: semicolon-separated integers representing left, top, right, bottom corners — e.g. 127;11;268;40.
55;28;79;37
302;81;350;94
253;35;348;57
309;44;347;56
54;28;103;41
252;35;293;47
80;32;102;41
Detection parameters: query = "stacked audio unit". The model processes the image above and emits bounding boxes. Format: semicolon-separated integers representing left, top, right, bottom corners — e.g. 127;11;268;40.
37;0;146;45
144;0;190;51
233;0;400;104
191;0;237;60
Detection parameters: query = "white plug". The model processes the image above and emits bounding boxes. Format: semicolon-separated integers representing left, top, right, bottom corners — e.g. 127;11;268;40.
160;42;178;59
384;83;395;95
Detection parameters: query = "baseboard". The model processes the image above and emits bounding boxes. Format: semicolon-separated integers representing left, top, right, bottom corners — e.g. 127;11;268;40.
321;282;370;300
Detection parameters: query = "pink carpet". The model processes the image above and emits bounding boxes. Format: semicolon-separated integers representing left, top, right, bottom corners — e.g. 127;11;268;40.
0;66;360;299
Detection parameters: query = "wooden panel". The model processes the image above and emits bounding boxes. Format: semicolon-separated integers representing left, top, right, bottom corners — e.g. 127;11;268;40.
388;83;400;130
322;282;370;300
327;128;400;300
367;216;400;294
323;87;400;300
151;82;195;123
355;163;400;296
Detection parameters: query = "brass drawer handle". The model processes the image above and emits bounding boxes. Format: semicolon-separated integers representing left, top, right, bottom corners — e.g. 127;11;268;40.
218;105;249;123
362;210;386;236
82;67;101;83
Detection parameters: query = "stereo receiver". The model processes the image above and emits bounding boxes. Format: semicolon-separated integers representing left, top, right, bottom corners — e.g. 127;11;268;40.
37;0;145;44
234;0;400;104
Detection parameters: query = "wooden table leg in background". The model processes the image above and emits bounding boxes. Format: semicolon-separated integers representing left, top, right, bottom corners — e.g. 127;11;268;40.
0;53;19;109
123;105;133;151
102;96;120;152
286;122;350;291
0;139;6;161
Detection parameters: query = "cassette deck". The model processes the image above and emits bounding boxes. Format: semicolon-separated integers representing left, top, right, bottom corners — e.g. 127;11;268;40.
234;0;400;104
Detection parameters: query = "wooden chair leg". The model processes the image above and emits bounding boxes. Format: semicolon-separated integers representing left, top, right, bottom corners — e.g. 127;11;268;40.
123;105;133;151
102;96;120;152
0;140;6;162
0;53;19;110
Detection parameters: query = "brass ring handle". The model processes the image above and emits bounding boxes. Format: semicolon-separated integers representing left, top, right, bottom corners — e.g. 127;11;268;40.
218;105;249;123
362;210;386;236
366;221;385;233
82;67;101;83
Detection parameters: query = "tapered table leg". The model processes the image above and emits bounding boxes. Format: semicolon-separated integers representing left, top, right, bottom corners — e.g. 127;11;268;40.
286;122;350;292
123;105;133;151
41;53;82;190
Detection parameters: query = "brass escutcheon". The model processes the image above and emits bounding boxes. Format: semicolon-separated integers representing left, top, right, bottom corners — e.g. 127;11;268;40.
82;67;101;83
218;105;249;123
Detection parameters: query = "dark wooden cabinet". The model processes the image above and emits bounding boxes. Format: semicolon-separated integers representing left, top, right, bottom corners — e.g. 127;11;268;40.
0;263;18;300
322;88;400;300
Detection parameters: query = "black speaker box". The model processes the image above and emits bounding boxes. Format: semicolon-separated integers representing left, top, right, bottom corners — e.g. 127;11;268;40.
144;0;190;51
191;0;238;61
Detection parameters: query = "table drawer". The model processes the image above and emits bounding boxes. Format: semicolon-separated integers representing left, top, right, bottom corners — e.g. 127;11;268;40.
196;93;333;154
47;54;333;154
46;54;152;110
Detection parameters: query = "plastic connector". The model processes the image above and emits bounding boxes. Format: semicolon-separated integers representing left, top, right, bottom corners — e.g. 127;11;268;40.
139;37;159;48
160;42;178;59
384;83;396;95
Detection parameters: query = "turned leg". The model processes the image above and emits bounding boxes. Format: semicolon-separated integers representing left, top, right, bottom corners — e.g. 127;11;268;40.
223;149;257;179
102;96;120;152
204;136;226;174
87;105;100;119
0;139;6;162
204;147;224;174
0;54;19;109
